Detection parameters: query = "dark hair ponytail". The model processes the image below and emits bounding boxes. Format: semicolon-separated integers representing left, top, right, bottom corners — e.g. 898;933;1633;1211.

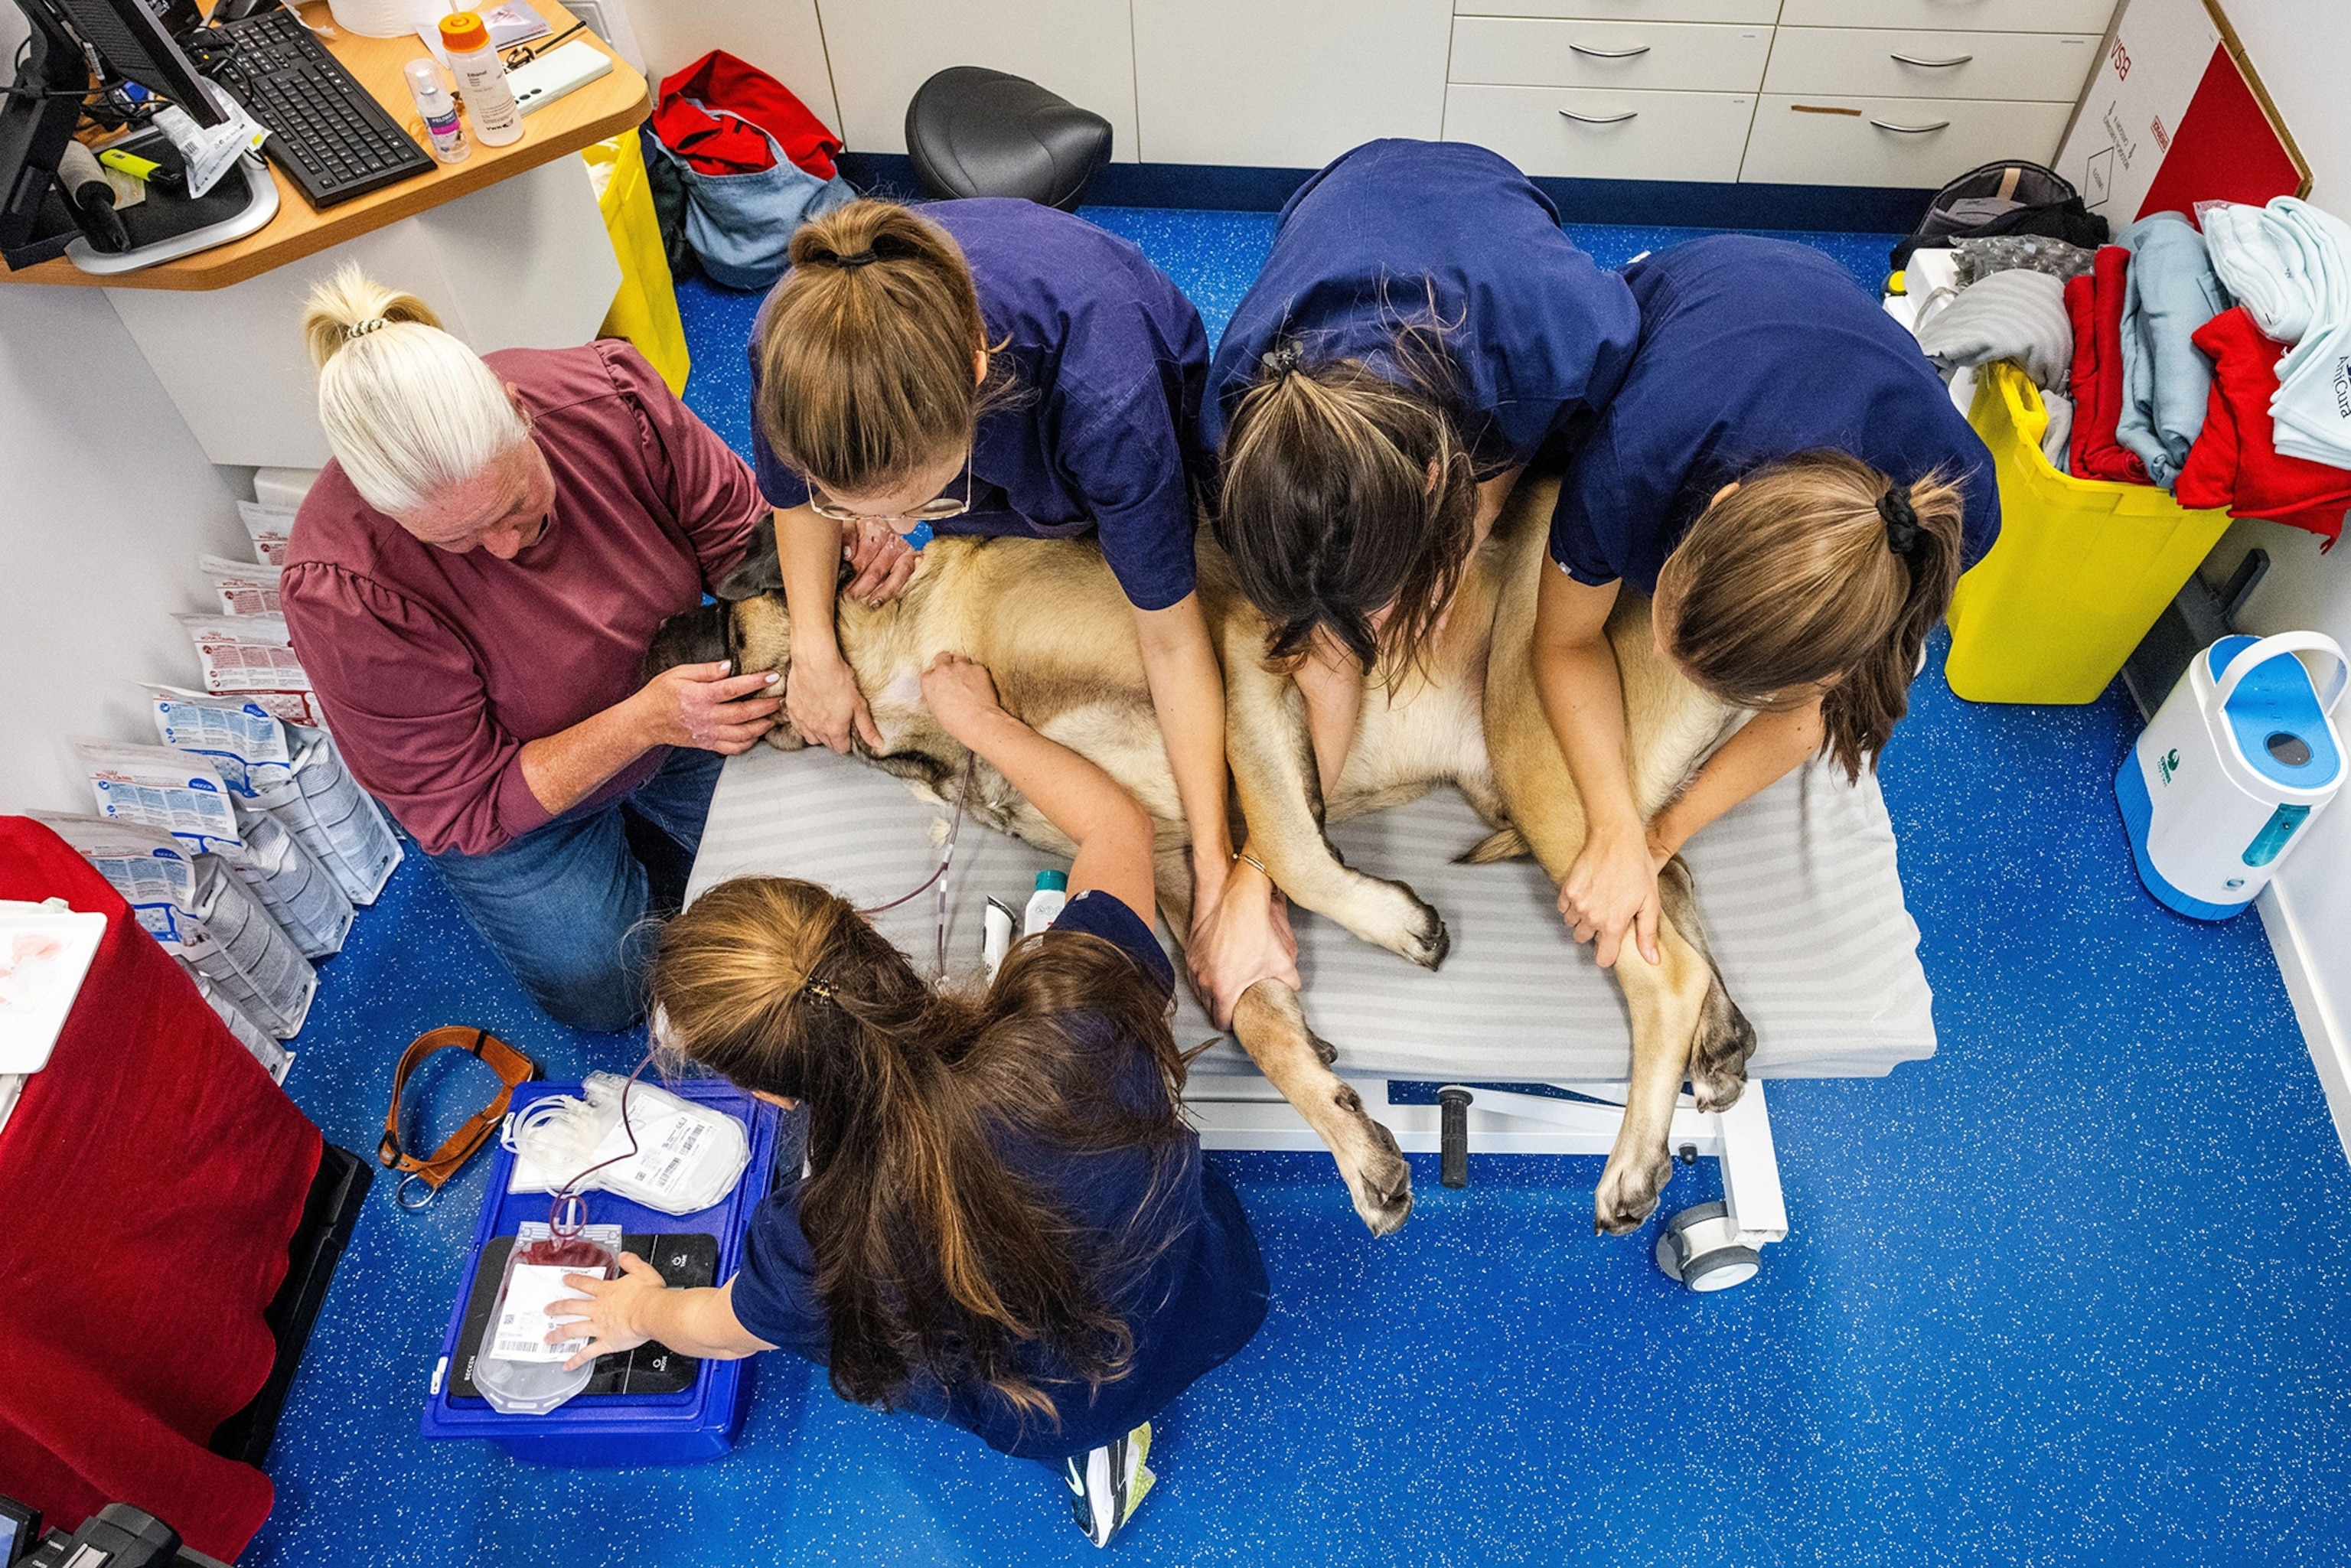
1656;451;1966;780
755;200;997;496
650;878;1192;1426
1216;321;1479;679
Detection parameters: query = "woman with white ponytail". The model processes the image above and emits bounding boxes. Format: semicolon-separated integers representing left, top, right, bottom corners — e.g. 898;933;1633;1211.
280;267;778;1032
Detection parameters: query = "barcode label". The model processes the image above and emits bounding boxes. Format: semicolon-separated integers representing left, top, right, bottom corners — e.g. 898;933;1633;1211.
489;1263;593;1364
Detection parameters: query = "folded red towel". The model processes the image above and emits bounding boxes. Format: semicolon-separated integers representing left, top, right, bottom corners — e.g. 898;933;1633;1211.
2069;247;2153;485
2175;306;2351;544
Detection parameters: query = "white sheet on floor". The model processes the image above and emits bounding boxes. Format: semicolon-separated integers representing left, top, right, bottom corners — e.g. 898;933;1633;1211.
686;746;1937;1084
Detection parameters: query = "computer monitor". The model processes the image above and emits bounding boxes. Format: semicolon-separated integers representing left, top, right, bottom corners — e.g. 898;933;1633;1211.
44;0;225;129
0;0;223;256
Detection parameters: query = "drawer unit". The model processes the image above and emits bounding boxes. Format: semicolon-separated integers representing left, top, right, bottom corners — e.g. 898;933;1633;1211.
1775;0;2113;33
1443;83;1756;181
1763;28;2098;102
1739;93;2073;184
1457;0;1782;23
1450;18;1773;93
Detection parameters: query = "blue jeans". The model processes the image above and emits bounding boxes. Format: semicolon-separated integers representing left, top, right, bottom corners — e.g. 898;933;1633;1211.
429;747;724;1033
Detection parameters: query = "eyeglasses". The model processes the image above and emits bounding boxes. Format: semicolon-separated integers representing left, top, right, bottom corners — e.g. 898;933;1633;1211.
809;452;973;526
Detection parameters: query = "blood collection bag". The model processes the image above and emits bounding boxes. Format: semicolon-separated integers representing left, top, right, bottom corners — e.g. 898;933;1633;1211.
471;1220;618;1416
507;1072;751;1215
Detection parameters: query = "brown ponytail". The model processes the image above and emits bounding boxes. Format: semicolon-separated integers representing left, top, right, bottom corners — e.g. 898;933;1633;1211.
1655;451;1966;781
650;878;1192;1426
754;200;996;494
1216;323;1478;679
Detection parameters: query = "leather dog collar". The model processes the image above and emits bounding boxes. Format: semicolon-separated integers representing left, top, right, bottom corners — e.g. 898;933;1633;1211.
380;1025;540;1210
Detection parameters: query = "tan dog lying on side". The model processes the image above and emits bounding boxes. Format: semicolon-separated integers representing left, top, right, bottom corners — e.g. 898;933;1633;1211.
648;475;1755;1237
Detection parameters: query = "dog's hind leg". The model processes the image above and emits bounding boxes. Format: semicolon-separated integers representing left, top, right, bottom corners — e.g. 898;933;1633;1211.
1221;637;1449;970
1656;856;1756;1112
1230;980;1411;1234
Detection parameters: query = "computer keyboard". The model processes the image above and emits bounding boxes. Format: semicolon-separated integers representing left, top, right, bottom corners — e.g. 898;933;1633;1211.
206;7;435;209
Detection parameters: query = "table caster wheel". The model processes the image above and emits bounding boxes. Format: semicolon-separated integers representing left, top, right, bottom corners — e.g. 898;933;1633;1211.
1654;1201;1760;1293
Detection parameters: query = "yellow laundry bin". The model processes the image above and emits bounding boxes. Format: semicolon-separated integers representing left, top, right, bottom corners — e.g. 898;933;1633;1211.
1945;362;2232;705
584;131;691;397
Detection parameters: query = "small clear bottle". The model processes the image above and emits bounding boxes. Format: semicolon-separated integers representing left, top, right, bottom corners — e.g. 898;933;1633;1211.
403;59;468;165
438;11;523;148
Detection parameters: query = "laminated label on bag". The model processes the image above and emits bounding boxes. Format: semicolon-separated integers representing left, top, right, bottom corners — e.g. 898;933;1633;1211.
237;500;296;567
27;813;206;951
200;554;285;616
177;613;311;696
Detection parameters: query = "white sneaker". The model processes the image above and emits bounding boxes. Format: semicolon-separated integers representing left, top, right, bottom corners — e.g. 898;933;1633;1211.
1060;1421;1156;1548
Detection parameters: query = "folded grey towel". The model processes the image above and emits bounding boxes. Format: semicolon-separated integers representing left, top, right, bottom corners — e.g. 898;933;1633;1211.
1916;268;2072;390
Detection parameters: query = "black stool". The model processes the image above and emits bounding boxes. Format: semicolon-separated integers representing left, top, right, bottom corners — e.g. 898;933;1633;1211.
904;67;1112;211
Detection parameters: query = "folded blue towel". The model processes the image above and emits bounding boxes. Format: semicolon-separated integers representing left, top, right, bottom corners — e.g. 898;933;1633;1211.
2115;213;2231;488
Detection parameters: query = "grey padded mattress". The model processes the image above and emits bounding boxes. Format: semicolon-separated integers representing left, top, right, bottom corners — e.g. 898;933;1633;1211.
686;746;1937;1082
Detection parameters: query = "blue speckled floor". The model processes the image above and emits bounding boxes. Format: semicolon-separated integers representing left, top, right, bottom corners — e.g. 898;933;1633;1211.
242;215;2351;1567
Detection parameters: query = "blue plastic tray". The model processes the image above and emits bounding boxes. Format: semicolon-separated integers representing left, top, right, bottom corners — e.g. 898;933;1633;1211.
419;1077;781;1467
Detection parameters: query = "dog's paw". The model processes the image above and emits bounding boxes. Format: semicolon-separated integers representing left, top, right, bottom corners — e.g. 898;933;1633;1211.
1331;1083;1414;1236
1687;980;1756;1113
1593;1144;1672;1236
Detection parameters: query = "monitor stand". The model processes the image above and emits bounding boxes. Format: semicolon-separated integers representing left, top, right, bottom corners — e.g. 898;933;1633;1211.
65;141;279;277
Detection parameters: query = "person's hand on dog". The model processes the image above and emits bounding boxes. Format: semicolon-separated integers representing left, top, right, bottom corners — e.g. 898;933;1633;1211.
843;518;920;608
787;652;883;755
1188;856;1301;1028
1559;824;1661;969
546;1251;666;1371
633;660;781;755
920;652;1006;744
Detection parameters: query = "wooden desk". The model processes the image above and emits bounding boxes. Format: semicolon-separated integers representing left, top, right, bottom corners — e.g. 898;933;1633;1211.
0;0;651;291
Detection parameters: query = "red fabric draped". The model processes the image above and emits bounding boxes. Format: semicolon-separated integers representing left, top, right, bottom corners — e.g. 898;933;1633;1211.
2066;248;2154;485
0;818;321;1562
651;52;841;180
2175;307;2351;545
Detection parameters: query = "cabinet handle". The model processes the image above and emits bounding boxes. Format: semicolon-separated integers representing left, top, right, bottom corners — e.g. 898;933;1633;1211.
1870;117;1952;134
1889;52;1974;67
1560;108;1639;125
1569;43;1651;58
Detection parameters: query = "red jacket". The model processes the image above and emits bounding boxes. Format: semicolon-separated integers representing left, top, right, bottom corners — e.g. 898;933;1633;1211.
2174;305;2351;544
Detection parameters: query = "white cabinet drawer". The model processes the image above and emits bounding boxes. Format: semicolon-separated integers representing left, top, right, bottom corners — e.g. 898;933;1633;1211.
1443;83;1756;181
1451;18;1772;92
1739;93;2073;185
1776;0;2112;34
1458;0;1782;24
1763;28;2098;102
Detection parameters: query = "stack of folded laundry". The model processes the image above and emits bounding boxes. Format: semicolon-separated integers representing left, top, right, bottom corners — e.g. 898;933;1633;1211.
1916;235;2096;470
2065;200;2351;545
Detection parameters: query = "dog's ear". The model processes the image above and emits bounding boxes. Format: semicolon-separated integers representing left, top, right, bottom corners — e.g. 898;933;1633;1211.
713;513;783;601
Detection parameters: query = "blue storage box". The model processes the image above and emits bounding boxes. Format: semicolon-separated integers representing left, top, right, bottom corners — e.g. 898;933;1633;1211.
419;1077;782;1466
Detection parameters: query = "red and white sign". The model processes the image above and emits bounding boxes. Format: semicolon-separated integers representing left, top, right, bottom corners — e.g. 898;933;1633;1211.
2056;0;2306;225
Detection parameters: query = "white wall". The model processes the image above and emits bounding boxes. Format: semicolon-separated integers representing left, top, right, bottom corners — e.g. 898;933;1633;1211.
614;0;843;140
2192;0;2351;1149
0;286;247;816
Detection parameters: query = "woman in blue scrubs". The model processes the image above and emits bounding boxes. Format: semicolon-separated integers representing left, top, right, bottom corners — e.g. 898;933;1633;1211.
1536;235;2000;969
747;197;1291;1024
1206;138;1639;799
546;653;1266;1550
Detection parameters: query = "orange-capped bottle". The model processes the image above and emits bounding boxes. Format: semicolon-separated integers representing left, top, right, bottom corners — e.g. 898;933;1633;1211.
439;11;523;147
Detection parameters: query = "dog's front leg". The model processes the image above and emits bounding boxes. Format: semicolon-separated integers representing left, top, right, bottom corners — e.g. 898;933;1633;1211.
1221;634;1449;969
1230;980;1413;1236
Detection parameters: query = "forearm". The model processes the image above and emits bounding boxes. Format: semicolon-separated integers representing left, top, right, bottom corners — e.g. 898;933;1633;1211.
1133;598;1234;869
1648;703;1824;855
631;1280;771;1361
955;705;1151;850
779;504;846;666
1472;467;1523;553
1533;637;1644;837
517;696;651;817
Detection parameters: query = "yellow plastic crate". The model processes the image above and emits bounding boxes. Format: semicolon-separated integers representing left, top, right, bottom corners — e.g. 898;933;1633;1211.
1945;362;2231;705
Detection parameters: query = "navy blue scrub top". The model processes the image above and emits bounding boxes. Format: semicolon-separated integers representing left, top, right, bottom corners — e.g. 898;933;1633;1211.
748;200;1211;612
1202;139;1639;474
1550;235;2001;594
727;891;1270;1463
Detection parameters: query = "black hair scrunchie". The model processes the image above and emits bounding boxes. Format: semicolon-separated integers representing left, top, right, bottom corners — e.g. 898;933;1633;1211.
1878;485;1922;559
1260;341;1306;379
832;249;881;269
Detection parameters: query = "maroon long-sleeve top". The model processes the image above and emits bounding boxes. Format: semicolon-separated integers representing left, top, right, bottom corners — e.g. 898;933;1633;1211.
281;342;763;857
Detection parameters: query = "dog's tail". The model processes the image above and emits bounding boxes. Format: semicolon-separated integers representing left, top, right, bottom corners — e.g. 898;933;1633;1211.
1457;825;1530;865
